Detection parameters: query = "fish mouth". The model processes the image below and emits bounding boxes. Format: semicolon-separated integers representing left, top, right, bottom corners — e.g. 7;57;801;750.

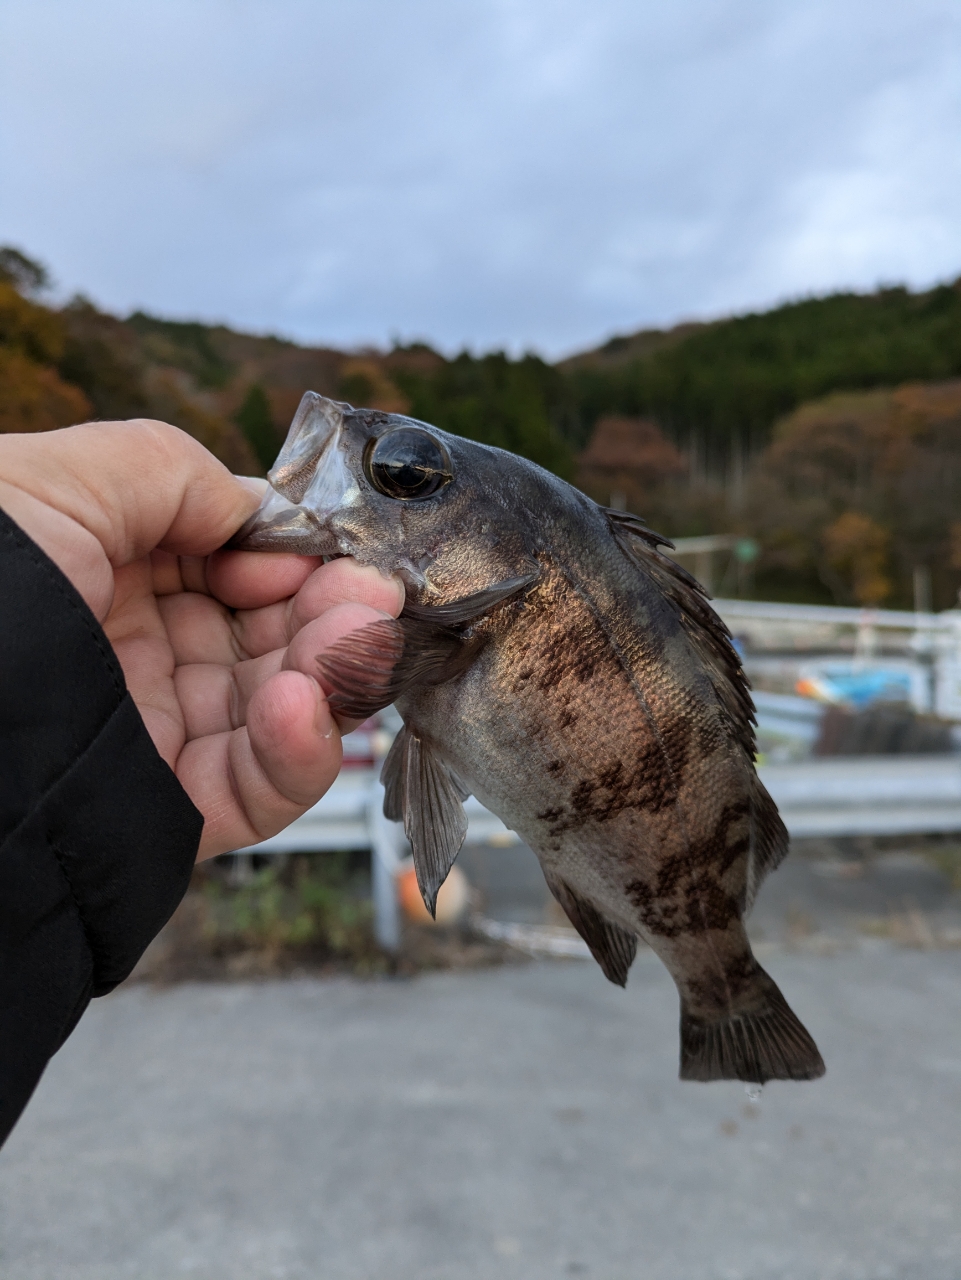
269;391;345;502
227;485;339;553
227;390;360;554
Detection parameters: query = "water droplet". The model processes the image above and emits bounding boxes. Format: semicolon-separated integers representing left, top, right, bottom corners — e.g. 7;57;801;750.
744;1084;763;1104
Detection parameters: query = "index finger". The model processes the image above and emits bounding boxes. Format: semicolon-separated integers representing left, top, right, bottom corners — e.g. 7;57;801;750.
206;549;325;609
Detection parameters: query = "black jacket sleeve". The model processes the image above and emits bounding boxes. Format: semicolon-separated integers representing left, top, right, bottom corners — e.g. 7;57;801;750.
0;509;203;1146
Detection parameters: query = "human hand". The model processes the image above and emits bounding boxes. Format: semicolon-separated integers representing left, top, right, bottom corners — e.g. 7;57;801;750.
0;419;403;858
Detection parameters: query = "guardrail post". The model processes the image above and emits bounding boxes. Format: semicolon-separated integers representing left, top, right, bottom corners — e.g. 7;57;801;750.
367;781;402;953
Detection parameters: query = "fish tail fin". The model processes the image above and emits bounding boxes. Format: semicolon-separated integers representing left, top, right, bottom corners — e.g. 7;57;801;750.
679;969;825;1083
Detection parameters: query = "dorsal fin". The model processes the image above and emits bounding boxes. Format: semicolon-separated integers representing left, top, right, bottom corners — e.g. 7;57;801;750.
605;508;788;903
606;509;754;752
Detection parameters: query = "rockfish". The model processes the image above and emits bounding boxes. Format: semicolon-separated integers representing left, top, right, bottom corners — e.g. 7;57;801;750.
232;392;825;1085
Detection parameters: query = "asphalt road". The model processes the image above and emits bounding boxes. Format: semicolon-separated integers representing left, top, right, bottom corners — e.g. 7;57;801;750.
2;935;961;1280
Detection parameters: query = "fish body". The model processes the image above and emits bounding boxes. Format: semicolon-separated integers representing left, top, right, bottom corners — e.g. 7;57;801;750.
233;392;824;1084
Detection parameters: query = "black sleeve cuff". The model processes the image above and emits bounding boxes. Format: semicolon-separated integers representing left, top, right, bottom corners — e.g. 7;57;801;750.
0;508;203;1145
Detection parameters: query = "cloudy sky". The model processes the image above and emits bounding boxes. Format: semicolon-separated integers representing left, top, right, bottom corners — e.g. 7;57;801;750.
1;0;959;356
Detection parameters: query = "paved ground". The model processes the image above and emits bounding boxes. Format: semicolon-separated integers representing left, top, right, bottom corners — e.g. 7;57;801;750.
2;898;961;1280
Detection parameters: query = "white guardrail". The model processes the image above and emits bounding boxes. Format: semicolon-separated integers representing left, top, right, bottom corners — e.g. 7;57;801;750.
238;765;521;952
713;598;961;721
239;755;961;952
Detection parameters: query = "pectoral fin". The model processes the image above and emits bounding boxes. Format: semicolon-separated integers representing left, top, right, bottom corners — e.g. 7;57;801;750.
317;573;539;720
545;875;638;987
400;570;539;626
316;617;466;720
381;725;469;917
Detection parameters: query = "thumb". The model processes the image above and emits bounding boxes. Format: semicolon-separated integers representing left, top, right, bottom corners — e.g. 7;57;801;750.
0;419;259;567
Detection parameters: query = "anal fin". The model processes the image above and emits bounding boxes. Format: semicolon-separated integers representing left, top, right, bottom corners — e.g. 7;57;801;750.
546;876;637;987
381;725;468;917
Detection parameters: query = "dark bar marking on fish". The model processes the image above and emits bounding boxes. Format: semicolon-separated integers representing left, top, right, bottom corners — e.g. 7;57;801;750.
381;725;469;916
605;508;789;909
545;875;638;987
680;971;826;1083
624;799;751;938
535;732;692;838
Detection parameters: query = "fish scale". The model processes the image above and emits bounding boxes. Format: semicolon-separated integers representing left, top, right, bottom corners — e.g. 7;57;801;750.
231;391;825;1085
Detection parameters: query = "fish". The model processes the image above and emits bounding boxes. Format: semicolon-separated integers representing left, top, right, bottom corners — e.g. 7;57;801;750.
232;391;825;1085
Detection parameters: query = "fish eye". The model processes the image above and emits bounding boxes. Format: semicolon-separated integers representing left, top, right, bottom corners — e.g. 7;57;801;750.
364;427;453;501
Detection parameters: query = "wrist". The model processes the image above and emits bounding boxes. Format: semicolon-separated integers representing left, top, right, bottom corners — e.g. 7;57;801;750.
0;476;113;619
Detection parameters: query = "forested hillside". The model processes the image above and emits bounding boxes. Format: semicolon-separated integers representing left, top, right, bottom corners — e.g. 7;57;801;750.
4;244;961;609
563;282;961;466
5;242;960;477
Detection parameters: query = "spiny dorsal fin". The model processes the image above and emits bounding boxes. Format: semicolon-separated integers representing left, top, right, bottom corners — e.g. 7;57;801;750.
606;509;754;750
381;725;468;916
545;874;638;987
605;508;788;901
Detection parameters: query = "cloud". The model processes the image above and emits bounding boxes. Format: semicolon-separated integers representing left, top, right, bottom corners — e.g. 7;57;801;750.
1;0;959;355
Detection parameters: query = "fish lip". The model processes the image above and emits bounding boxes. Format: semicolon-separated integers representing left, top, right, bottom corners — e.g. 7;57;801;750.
226;485;340;553
268;392;346;503
227;399;361;554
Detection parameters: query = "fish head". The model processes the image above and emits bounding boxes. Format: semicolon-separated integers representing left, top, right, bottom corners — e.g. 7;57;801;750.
230;391;549;598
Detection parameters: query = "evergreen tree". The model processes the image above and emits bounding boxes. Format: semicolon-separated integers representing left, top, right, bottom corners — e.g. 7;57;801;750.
234;384;278;471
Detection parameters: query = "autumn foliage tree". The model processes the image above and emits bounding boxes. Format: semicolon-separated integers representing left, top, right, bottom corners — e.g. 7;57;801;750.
821;511;891;606
0;247;259;471
744;381;961;608
577;415;686;500
0;271;92;434
576;415;691;531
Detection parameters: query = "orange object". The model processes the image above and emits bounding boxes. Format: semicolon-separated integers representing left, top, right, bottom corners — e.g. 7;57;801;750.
396;859;469;924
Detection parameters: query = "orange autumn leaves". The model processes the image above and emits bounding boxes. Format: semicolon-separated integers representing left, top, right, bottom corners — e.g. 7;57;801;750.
0;282;92;434
822;511;890;607
746;381;961;607
575;383;961;609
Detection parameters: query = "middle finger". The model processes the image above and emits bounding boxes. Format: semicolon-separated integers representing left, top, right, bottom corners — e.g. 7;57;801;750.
174;603;394;739
229;557;404;658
